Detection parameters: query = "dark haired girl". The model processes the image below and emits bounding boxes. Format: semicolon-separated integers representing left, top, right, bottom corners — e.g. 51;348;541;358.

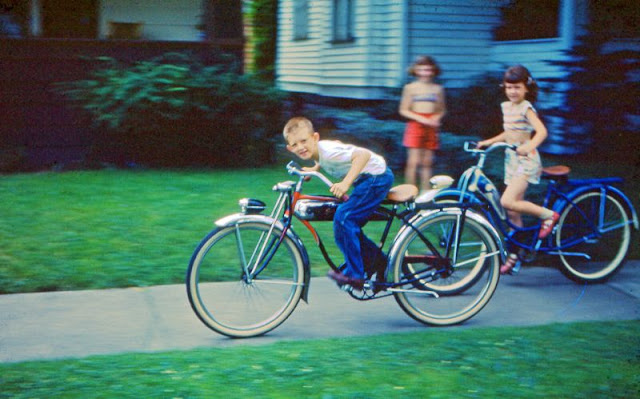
478;65;558;274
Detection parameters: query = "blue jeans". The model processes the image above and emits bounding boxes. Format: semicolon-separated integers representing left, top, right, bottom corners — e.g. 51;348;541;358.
333;168;394;279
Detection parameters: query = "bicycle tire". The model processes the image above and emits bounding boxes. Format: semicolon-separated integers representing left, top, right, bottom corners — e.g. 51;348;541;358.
402;212;491;295
186;221;305;338
556;191;630;283
392;211;500;326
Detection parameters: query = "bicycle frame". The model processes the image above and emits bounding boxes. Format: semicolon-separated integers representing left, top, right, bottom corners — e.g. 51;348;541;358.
222;162;502;298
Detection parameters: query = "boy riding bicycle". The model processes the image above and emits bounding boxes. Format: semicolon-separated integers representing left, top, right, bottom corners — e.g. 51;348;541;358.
283;116;394;290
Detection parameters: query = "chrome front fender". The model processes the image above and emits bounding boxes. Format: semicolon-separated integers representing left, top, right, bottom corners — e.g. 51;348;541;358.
214;213;312;302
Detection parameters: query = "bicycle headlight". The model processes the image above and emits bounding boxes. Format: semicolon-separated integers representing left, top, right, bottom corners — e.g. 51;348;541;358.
238;198;266;214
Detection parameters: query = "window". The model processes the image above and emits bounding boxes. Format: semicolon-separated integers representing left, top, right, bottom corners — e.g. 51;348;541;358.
294;0;309;40
589;0;639;38
41;0;98;38
494;0;559;41
333;0;354;42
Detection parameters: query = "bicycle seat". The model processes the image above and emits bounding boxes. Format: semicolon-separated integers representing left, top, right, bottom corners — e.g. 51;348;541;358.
542;165;571;179
386;184;419;203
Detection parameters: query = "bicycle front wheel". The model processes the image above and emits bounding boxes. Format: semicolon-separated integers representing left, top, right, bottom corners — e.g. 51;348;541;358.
393;212;500;326
556;191;630;283
187;221;305;338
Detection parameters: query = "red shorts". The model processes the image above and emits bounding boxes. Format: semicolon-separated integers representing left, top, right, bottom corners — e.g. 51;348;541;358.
403;113;439;150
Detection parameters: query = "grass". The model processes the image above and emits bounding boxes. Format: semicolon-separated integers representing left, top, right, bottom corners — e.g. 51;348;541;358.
0;167;349;294
1;320;638;398
0;140;638;294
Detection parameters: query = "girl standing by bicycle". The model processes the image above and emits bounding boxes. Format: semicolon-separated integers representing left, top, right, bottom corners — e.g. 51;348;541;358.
399;55;446;194
477;65;559;274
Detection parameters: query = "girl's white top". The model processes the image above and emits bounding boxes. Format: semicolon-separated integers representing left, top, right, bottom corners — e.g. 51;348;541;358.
318;140;387;180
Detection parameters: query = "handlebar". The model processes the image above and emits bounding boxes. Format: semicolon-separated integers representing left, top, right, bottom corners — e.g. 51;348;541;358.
464;141;517;154
286;161;334;188
286;161;350;201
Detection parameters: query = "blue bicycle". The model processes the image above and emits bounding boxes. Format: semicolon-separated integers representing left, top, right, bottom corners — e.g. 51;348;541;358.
434;141;638;283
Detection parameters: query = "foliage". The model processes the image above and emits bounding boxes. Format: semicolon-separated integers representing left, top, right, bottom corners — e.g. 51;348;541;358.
0;146;27;173
441;73;505;139
1;321;638;397
57;52;285;167
303;106;407;170
248;0;278;80
542;35;640;155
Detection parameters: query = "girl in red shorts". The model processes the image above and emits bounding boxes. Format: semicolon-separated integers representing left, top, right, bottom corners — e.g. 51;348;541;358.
399;56;446;193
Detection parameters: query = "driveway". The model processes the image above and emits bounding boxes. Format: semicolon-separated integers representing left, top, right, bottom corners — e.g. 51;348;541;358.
0;262;638;363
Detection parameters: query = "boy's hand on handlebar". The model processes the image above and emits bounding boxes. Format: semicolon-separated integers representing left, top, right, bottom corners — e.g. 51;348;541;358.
330;181;350;198
476;140;491;149
302;163;320;172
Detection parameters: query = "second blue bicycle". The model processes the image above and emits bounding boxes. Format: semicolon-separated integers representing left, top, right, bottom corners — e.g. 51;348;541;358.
434;141;638;283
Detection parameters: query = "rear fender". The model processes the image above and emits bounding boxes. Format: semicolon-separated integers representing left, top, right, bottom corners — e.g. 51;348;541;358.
553;186;638;230
215;213;312;302
433;188;484;204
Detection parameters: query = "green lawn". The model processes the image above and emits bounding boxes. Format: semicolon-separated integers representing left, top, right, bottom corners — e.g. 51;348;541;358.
1;320;638;398
0;148;637;294
0;167;348;294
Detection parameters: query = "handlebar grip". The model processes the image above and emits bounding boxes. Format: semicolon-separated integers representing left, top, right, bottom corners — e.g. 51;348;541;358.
464;141;478;151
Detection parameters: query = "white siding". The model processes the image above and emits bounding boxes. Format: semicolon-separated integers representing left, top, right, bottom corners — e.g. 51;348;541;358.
277;0;508;98
406;0;506;89
99;0;202;41
277;0;404;98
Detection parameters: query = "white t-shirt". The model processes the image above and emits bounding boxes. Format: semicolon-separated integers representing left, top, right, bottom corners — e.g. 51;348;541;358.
318;140;387;180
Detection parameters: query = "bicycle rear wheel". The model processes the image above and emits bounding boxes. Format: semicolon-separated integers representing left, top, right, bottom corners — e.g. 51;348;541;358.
187;221;305;338
556;191;630;283
403;212;489;295
392;211;500;326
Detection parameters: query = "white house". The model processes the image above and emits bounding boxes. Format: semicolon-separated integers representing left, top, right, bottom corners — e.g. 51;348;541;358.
275;0;638;153
275;0;594;98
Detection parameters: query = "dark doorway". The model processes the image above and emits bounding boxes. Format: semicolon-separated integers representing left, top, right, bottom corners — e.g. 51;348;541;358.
41;0;98;38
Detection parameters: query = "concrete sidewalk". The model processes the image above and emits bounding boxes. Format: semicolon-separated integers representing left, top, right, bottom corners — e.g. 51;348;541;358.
1;261;638;363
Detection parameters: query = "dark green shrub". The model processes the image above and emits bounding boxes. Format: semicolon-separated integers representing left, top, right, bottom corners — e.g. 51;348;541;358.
301;105;478;176
57;52;285;167
442;73;505;139
543;35;640;156
0;146;28;173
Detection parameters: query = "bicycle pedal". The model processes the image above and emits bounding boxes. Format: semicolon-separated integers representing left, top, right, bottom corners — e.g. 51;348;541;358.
510;262;522;275
340;284;354;292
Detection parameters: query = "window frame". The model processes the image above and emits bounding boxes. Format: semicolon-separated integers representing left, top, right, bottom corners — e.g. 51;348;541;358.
293;0;309;41
332;0;355;43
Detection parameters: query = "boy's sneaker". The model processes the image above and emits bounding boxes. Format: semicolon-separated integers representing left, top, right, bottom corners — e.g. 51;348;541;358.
500;253;521;275
327;269;364;291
